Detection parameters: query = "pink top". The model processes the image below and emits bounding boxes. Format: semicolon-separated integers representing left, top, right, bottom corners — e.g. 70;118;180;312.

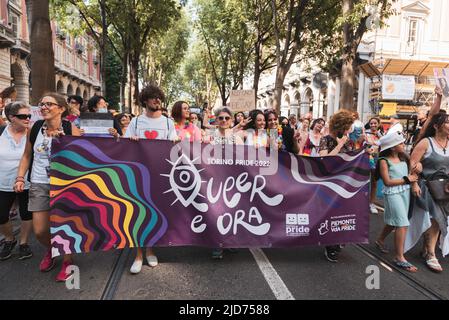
175;122;202;142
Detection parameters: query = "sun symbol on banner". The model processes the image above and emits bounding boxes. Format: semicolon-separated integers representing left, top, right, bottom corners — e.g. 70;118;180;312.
161;154;209;212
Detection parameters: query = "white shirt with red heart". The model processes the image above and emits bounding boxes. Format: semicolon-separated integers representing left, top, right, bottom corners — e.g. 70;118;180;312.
125;114;177;141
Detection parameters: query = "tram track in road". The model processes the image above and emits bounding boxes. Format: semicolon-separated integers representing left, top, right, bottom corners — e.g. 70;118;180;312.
355;204;446;300
100;248;130;300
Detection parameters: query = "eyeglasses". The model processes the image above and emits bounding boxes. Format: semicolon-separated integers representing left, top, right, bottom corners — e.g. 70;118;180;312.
218;116;231;121
13;114;32;120
38;102;60;109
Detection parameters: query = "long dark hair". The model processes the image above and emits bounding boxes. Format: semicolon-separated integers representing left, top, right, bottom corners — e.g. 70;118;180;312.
234;111;245;125
171;101;189;123
374;148;410;181
421;112;448;140
264;110;277;129
244;109;264;130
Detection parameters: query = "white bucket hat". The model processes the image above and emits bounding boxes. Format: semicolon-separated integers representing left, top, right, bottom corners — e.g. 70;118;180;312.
379;131;406;152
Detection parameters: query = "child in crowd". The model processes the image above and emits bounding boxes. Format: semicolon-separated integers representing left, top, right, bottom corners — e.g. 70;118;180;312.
375;131;419;272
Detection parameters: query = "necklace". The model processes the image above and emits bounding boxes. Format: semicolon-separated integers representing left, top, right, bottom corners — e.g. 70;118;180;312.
434;137;448;154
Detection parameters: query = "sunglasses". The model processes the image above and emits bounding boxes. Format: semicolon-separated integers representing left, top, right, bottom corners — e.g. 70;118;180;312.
13;114;32;120
218;116;231;121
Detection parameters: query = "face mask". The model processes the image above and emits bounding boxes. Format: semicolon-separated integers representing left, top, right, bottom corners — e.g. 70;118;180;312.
98;108;108;113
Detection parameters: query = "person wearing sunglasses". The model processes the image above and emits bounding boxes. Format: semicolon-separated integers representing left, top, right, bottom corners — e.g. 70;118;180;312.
0;102;33;261
207;108;242;259
14;93;81;282
125;85;178;274
205;108;244;145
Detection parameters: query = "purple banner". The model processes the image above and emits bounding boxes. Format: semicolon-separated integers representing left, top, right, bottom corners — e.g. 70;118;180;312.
49;136;370;257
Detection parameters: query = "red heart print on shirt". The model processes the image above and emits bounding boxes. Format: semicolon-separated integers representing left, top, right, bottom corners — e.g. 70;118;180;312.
144;130;159;139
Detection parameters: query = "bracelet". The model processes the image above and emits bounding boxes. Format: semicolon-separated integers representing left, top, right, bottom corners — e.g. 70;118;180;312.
403;176;411;184
15;176;25;181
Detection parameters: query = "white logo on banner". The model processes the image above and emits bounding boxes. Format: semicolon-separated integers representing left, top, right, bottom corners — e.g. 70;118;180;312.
285;213;310;237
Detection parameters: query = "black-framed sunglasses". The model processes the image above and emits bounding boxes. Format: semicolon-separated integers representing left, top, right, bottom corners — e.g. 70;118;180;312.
13;114;32;120
218;116;231;121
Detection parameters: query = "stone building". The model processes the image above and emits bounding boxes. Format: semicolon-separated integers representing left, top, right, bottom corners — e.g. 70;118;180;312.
0;0;101;103
256;0;449;121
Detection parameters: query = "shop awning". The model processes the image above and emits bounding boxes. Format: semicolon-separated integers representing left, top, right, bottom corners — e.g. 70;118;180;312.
359;58;449;78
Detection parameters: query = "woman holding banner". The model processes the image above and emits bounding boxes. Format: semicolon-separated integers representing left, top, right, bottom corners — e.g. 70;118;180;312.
265;109;300;153
240;109;268;148
300;118;325;156
14;93;81;282
171;101;202;142
208;107;243;258
0;102;33;261
319;110;355;263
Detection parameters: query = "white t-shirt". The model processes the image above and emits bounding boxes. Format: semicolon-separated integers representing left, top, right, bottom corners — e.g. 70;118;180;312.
0;126;30;191
125;114;177;141
31;129;52;184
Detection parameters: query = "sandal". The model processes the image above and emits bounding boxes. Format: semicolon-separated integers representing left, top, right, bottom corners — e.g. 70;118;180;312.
375;241;389;254
425;255;443;273
394;260;418;273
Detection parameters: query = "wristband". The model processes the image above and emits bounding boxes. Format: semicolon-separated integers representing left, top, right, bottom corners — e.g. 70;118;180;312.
403;176;411;184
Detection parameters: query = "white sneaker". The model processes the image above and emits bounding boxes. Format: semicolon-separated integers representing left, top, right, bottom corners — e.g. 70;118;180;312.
130;259;143;274
369;203;379;214
146;255;158;267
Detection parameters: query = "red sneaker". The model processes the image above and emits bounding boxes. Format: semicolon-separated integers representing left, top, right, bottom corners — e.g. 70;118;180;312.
56;261;74;282
39;250;55;272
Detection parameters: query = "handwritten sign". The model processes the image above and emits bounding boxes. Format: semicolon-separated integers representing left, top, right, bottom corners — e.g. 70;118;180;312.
230;90;256;112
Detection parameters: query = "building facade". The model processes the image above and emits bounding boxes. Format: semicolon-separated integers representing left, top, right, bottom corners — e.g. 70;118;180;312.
256;0;449;121
0;0;101;103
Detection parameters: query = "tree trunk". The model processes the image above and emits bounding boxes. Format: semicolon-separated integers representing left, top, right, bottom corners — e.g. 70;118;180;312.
100;0;107;95
120;52;128;112
220;82;227;107
272;67;286;114
253;45;261;104
130;52;140;112
339;0;356;111
30;0;55;105
340;54;356;110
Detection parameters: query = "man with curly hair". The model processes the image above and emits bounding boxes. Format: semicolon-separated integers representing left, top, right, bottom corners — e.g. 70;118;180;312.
124;84;177;274
319;109;355;263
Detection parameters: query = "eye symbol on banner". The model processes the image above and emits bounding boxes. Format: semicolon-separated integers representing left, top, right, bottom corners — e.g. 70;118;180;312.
319;220;329;236
161;154;208;212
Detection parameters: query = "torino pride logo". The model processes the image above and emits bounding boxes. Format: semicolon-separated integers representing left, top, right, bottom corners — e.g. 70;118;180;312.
162;153;283;236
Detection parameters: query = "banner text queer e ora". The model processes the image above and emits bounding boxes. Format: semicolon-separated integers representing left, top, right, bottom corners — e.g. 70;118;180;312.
49;136;370;257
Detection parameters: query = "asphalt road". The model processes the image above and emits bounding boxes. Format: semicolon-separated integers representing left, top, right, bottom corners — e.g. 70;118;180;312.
0;205;448;300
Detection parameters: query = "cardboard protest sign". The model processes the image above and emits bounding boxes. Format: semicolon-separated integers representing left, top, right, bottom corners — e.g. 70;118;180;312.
230;90;256;112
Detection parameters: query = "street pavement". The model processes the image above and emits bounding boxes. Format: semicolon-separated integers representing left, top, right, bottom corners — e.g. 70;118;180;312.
0;205;448;300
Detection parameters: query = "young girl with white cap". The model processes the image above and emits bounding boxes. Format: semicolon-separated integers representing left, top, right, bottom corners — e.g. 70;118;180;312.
375;131;419;272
